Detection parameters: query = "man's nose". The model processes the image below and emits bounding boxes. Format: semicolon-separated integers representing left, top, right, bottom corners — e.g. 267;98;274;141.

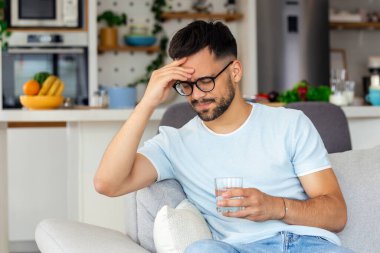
191;84;206;100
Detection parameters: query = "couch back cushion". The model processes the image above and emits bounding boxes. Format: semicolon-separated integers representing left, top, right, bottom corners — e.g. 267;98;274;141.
135;179;186;253
329;145;380;253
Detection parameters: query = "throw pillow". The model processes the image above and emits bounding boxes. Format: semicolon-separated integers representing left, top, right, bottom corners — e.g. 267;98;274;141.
153;199;212;253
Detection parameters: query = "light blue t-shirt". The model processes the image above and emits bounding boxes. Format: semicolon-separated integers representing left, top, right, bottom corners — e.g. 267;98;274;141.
138;103;340;245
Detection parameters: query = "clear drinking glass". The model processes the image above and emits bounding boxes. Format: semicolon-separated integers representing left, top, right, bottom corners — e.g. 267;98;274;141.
215;177;243;213
344;80;355;105
330;69;349;106
330;69;346;84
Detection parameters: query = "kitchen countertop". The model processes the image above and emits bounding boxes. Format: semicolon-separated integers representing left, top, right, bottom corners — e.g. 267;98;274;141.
0;105;380;122
339;106;380;118
0;107;166;122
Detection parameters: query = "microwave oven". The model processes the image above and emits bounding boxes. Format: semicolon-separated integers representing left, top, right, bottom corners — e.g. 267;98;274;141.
8;0;80;28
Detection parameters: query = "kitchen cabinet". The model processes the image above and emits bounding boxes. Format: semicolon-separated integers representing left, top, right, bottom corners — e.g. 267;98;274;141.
0;109;164;253
6;126;68;251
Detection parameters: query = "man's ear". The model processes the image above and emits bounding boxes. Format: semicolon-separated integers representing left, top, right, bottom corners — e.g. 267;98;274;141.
231;60;243;83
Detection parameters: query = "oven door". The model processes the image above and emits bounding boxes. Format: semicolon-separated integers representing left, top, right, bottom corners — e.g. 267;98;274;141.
2;47;88;108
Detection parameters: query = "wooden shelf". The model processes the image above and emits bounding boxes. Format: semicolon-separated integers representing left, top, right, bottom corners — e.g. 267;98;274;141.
161;12;243;22
330;22;380;30
98;45;160;54
8;28;87;32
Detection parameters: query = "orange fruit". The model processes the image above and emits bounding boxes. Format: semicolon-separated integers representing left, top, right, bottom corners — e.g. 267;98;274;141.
23;80;40;95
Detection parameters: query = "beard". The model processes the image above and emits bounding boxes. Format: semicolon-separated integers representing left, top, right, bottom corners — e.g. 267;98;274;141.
191;79;236;122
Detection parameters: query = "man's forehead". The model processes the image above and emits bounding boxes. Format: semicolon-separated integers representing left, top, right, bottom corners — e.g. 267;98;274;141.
180;47;214;64
183;62;215;80
180;51;217;76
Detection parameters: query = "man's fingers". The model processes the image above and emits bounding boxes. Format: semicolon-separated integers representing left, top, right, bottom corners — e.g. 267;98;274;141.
217;197;246;208
164;66;194;75
221;209;250;218
161;66;195;76
162;73;191;86
221;188;246;198
156;69;192;81
162;58;194;74
166;57;188;67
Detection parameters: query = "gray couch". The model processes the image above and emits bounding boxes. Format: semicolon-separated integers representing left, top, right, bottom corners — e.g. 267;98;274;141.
35;103;379;253
35;145;380;253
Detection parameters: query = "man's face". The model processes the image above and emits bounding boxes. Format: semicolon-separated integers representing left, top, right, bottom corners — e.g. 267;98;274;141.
181;48;236;122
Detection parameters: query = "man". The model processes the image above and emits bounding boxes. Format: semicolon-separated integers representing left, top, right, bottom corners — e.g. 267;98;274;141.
94;21;353;253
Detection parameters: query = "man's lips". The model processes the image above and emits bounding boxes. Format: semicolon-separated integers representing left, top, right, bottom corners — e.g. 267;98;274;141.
192;99;215;110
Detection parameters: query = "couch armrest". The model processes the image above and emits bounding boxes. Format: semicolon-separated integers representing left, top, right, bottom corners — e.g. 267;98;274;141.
35;219;150;253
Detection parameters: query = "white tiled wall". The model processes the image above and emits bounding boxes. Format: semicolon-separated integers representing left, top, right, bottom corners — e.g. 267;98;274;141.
96;0;240;103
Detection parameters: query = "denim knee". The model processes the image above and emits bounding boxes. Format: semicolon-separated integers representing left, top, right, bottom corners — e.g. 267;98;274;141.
184;239;238;253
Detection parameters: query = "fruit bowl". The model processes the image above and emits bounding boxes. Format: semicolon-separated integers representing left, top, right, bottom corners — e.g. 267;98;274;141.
19;96;64;110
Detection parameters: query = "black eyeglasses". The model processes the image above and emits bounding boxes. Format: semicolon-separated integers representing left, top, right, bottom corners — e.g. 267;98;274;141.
173;61;234;96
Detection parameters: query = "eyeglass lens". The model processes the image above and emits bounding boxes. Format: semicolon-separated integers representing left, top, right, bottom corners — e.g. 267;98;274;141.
175;78;214;96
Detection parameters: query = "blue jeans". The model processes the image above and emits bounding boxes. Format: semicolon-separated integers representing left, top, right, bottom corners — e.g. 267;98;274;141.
184;232;355;253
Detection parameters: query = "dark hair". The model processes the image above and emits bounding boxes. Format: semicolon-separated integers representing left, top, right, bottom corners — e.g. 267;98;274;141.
168;21;237;60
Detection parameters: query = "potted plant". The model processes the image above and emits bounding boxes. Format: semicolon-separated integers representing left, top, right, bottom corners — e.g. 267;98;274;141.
0;0;11;49
97;10;127;48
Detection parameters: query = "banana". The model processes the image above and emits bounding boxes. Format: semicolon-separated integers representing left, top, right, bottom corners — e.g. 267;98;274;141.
55;81;65;96
38;75;57;95
47;79;61;96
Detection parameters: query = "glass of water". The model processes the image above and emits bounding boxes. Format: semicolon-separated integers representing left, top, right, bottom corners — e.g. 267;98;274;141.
215;177;243;213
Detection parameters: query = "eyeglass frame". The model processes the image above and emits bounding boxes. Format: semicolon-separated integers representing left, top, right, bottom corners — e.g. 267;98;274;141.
172;60;234;96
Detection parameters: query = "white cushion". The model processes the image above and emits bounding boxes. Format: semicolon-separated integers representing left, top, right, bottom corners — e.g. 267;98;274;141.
153;199;212;253
35;219;149;253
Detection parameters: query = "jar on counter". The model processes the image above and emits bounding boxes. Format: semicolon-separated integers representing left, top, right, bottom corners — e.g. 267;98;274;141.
330;69;355;106
93;90;108;108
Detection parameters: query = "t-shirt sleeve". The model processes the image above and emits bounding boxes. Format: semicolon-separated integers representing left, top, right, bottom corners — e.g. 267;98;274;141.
290;111;331;177
137;126;175;182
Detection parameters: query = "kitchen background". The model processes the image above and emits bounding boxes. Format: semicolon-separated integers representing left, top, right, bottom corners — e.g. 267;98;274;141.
2;0;380;253
3;1;246;252
97;0;240;105
330;0;380;98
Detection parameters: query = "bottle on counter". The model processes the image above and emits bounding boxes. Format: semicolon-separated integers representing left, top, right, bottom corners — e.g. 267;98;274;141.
93;89;108;108
368;57;380;90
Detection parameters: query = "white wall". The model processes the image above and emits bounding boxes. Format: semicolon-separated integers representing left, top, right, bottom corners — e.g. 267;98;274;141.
96;0;257;102
238;0;258;96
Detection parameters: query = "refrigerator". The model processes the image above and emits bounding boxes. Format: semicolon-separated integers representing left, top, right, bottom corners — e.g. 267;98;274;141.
256;0;330;93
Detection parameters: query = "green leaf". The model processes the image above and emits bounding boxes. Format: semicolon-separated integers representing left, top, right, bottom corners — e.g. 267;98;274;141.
278;90;300;103
279;81;332;103
97;10;127;27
